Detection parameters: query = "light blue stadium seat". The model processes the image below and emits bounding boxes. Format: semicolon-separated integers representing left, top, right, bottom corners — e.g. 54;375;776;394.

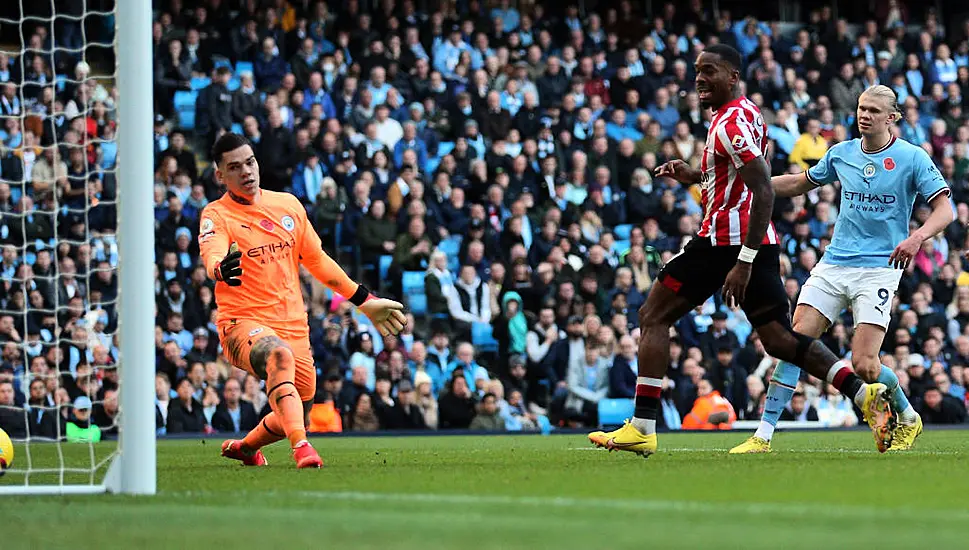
235;61;254;75
472;322;498;353
408;293;427;316
436;141;455;157
378;255;393;284
177;110;195;130
231;123;243;135
613;224;633;240
402;271;425;295
173;90;197;110
226;77;240;92
437;236;461;257
55;74;66;92
190;77;211;91
598;399;635;427
613;239;631;255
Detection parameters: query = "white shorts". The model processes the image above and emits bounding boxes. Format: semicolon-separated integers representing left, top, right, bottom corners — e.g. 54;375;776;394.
797;263;902;329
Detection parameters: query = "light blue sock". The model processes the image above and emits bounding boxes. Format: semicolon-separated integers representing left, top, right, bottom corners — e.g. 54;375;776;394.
877;365;915;421
755;361;801;441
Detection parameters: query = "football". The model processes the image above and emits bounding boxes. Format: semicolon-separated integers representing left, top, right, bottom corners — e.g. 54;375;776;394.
0;427;13;476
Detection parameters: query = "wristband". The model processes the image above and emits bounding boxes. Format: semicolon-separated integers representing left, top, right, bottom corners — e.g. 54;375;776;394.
349;284;371;306
737;246;758;264
213;262;223;282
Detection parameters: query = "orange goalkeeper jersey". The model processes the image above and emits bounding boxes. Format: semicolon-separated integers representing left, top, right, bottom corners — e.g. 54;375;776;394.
198;190;359;330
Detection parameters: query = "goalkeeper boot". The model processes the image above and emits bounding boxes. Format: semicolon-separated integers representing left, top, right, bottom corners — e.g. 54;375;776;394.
292;440;323;469
221;440;268;466
888;413;923;452
588;420;657;458
728;436;772;454
860;383;896;453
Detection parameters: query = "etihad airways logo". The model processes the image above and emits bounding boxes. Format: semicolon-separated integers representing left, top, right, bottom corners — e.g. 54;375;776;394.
246;239;296;263
843;190;897;213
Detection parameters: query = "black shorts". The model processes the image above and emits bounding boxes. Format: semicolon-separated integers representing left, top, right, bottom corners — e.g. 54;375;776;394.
657;238;790;327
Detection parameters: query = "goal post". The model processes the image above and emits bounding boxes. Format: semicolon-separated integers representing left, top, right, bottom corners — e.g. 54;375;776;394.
112;0;157;496
0;0;155;496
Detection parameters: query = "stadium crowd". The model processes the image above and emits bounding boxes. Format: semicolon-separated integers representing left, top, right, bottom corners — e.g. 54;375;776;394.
2;0;969;440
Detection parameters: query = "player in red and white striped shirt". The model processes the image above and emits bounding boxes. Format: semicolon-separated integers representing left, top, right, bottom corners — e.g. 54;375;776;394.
697;95;780;246
589;44;895;457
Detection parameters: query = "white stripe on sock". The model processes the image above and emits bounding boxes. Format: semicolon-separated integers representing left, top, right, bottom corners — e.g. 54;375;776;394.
825;360;847;384
636;376;662;387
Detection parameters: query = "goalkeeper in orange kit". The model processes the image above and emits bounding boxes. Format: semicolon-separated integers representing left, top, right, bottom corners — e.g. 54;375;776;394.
199;133;406;469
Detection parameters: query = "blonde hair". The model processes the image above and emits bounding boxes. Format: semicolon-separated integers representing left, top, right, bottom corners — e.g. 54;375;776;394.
860;85;902;122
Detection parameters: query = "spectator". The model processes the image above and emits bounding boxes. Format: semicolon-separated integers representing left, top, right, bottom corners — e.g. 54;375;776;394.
212;378;258;433
469;392;505;431
681;378;737;430
816;383;859;427
347;392;380;432
789;118;828;170
438;374;476;429
780;391;820;422
0;379;26;438
166;377;208;434
917;385;968;424
424;250;456;323
308;390;343;433
564;345;609;426
609;335;638;398
65;396;101;443
253;37;288;90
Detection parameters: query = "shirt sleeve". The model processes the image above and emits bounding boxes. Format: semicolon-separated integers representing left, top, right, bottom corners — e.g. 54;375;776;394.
198;207;229;281
805;146;838;187
296;201;361;300
913;148;951;203
715;117;763;169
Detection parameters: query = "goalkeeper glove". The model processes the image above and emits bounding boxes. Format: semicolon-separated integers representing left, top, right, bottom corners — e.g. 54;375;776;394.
214;242;243;286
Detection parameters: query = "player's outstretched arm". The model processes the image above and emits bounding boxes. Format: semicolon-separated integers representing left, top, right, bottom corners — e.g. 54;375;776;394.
655;159;701;185
890;193;954;268
771;172;815;198
298;213;407;336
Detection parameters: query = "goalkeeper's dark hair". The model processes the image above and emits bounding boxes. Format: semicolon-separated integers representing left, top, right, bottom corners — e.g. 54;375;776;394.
211;133;252;166
703;43;743;72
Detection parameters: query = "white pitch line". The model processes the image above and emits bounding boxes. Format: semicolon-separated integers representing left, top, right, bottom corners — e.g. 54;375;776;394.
166;489;969;523
568;447;964;455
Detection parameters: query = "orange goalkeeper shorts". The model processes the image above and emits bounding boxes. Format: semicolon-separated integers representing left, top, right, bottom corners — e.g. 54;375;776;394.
219;319;316;402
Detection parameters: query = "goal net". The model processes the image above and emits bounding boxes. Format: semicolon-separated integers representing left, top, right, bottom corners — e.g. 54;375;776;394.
0;1;155;495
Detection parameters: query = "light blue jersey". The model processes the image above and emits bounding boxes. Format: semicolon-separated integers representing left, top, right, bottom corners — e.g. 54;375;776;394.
806;136;950;268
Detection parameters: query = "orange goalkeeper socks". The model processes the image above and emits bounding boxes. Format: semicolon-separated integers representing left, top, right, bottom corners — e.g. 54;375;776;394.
266;348;308;448
241;413;286;451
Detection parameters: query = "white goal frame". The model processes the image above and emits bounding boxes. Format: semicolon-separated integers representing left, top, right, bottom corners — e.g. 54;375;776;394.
0;0;156;496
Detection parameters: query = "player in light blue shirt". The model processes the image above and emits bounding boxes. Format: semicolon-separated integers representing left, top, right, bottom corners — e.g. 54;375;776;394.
731;85;955;454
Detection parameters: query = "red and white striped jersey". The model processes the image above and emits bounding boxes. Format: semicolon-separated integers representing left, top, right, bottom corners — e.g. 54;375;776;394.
697;96;779;247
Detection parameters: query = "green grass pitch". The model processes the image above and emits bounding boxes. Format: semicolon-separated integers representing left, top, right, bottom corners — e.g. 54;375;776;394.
3;430;968;549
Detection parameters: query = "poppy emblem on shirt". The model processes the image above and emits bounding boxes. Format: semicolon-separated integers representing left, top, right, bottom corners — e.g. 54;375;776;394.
281;215;295;232
863;163;876;178
259;219;275;232
884;157;896;171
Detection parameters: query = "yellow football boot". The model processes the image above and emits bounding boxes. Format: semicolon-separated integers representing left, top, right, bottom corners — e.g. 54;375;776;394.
728;436;772;454
860;383;896;453
888;413;923;451
588;420;657;458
